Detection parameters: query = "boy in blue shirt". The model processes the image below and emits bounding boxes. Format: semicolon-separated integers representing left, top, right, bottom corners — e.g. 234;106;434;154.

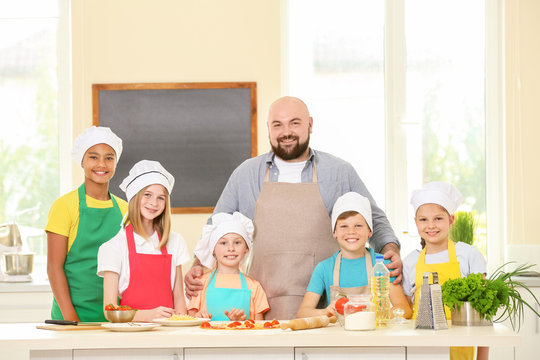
297;192;412;319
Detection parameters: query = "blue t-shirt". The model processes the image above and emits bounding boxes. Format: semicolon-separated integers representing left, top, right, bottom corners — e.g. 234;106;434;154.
306;248;394;305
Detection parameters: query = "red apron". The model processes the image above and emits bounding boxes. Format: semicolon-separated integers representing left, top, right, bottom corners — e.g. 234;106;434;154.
120;225;174;309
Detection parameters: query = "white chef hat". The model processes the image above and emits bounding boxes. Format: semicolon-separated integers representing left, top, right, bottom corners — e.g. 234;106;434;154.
410;181;463;215
331;192;373;232
119;160;175;202
194;212;254;269
71;126;123;164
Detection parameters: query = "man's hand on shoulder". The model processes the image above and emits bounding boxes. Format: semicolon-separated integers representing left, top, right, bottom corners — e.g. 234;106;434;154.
184;264;204;299
381;243;403;285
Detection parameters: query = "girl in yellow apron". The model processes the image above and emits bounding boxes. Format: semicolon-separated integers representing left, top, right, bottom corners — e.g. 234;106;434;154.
46;126;127;322
189;212;270;321
403;182;488;360
297;192;412;320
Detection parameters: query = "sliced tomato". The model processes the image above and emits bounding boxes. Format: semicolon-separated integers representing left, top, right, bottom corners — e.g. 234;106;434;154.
270;319;279;326
227;321;241;328
243;321;255;329
263;321;273;328
246;319;255;324
200;321;211;328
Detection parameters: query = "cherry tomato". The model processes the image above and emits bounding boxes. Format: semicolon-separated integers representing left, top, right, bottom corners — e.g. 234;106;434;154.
117;305;132;311
201;322;211;328
335;297;349;315
104;304;116;311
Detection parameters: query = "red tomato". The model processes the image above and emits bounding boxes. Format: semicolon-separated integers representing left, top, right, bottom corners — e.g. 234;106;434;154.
263;321;273;328
104;304;116;311
247;319;255;324
335;297;349;315
271;319;279;326
227;321;241;328
117;305;132;311
201;322;211;328
244;321;255;329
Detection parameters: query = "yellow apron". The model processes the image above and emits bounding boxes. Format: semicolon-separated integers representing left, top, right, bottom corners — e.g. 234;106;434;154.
413;240;474;360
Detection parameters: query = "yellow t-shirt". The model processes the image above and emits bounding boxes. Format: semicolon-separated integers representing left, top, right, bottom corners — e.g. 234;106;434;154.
45;188;128;252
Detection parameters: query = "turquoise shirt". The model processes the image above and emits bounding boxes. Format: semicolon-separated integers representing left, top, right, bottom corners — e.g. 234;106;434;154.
306;248;395;305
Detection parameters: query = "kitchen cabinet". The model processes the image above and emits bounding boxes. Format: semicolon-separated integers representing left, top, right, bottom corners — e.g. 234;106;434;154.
0;281;53;323
74;348;182;359
0;322;519;360
294;347;405;359
185;348;293;359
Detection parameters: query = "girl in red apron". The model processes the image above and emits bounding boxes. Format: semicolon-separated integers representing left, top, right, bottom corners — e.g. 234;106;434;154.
403;182;488;360
189;212;269;321
46;126;126;322
98;160;190;322
298;192;412;319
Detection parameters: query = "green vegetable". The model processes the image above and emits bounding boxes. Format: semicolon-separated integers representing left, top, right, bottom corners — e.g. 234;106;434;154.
441;263;540;331
449;211;477;245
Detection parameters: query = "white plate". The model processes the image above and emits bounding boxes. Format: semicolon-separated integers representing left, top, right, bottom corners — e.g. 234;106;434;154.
152;318;210;327
101;322;159;332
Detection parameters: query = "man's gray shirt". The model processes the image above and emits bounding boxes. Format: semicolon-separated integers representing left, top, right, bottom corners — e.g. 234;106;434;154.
212;149;400;253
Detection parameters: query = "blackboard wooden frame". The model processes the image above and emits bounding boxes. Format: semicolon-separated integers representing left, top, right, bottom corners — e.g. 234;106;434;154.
92;82;257;214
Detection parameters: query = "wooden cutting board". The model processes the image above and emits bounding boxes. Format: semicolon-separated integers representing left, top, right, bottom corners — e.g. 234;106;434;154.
37;324;103;331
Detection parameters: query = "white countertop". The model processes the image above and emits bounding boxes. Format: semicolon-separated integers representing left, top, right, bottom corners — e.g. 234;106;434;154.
0;322;520;351
0;278;51;293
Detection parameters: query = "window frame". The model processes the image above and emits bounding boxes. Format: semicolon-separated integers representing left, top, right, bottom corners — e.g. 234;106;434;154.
283;0;506;269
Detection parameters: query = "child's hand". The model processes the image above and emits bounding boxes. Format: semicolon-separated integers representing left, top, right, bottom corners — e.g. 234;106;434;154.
324;304;337;317
224;308;247;321
134;306;175;322
196;310;212;319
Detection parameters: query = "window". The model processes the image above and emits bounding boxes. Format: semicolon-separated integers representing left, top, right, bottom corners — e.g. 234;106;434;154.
0;0;71;278
286;0;504;267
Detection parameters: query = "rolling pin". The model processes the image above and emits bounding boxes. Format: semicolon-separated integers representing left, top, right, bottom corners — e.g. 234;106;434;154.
280;315;337;331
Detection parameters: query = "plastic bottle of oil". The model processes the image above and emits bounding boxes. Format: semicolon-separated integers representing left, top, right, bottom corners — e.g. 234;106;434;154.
371;254;391;327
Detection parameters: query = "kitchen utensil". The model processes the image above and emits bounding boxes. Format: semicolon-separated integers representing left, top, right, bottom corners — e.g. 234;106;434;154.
105;309;137;323
280;315;337;331
2;252;34;275
45;319;103;326
451;302;492;326
415;272;448;330
0;223;22;248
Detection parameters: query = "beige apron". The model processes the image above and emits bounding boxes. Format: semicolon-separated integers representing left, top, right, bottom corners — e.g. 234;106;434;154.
249;162;338;320
329;251;373;303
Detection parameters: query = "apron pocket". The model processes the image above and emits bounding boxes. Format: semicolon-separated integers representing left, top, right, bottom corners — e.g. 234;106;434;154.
258;251;315;299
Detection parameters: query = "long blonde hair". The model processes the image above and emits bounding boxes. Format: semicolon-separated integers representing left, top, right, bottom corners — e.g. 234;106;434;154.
124;185;171;249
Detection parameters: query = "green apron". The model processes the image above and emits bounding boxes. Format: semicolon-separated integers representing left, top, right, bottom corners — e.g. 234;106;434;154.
51;184;123;322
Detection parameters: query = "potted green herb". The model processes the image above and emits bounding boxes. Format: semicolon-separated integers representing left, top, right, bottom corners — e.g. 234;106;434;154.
441;263;540;331
449;211;476;245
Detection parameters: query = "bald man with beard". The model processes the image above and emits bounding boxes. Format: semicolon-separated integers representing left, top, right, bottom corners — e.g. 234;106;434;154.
186;96;402;320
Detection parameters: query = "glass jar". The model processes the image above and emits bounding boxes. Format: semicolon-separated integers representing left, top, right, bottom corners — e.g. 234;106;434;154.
344;294;376;331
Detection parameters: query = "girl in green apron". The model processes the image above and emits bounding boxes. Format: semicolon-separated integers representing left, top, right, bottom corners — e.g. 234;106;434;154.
45;126;126;322
189;212;269;321
403;182;488;360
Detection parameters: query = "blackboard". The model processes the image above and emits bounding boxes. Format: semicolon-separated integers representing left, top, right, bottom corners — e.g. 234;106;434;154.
92;82;257;213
